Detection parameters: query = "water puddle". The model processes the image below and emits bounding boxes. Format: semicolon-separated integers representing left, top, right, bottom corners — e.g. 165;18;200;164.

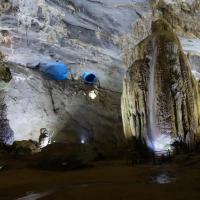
151;173;176;184
16;191;52;200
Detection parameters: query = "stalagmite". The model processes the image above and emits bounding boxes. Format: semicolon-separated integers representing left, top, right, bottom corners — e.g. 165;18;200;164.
121;19;200;152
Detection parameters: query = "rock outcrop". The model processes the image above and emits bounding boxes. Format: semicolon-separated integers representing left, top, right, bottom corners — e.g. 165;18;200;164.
11;140;40;155
151;0;200;108
0;52;14;145
151;0;200;38
0;0;151;143
121;19;200;152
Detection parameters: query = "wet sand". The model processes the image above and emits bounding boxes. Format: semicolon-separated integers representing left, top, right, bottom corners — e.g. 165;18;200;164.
0;160;200;200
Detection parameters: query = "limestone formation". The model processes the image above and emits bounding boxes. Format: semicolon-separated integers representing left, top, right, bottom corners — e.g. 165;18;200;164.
0;0;150;143
121;19;200;152
0;52;14;145
151;0;200;38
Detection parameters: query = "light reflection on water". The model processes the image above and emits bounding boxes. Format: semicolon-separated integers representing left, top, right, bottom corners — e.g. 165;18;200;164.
151;173;176;184
15;174;176;200
15;184;90;200
16;191;52;200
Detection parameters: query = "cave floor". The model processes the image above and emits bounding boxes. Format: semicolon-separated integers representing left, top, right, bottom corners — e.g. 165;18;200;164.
0;160;200;200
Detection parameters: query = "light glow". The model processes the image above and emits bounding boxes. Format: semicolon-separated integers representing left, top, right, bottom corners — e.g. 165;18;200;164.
81;139;85;144
88;90;98;100
153;134;173;153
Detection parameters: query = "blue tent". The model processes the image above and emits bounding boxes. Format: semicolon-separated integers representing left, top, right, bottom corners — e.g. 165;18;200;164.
39;61;68;80
82;72;97;84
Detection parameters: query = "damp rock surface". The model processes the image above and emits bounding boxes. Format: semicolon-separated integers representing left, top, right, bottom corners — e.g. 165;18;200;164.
121;19;200;150
0;52;14;145
0;0;151;142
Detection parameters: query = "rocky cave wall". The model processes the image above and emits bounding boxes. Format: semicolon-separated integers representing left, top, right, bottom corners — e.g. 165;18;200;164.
0;52;14;144
151;0;200;38
150;0;200;81
121;0;200;151
0;0;150;143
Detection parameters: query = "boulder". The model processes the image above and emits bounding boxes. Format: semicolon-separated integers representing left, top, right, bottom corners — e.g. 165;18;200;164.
11;140;40;155
34;143;95;170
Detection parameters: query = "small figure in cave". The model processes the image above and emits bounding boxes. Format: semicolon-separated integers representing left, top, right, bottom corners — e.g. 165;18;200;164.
39;128;53;148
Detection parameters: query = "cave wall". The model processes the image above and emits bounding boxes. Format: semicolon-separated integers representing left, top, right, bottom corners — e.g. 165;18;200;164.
121;0;200;151
0;52;14;144
0;0;150;143
121;19;200;151
153;0;200;97
151;0;200;38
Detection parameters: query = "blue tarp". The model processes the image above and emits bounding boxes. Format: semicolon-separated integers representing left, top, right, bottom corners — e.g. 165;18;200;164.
82;72;97;84
39;61;68;80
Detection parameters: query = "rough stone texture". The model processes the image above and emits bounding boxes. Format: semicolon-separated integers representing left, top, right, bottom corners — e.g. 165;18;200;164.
0;0;150;142
121;0;200;71
11;140;40;155
180;38;200;81
119;13;152;69
151;0;200;38
0;52;14;145
121;19;200;151
6;63;123;143
151;0;200;94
